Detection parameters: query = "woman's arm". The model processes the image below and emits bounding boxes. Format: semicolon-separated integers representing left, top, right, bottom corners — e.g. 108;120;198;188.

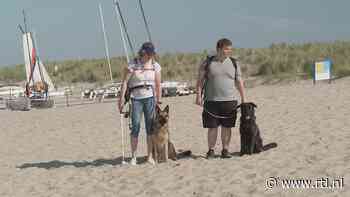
155;70;162;104
118;67;131;112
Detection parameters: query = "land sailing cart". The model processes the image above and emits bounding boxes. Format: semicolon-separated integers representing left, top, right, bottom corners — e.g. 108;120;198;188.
16;10;55;109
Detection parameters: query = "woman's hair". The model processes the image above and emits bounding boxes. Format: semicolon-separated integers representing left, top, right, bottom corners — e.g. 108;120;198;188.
216;38;232;50
138;42;156;56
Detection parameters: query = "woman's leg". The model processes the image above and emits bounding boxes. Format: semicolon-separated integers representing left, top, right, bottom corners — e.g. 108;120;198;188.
130;99;143;159
143;97;156;160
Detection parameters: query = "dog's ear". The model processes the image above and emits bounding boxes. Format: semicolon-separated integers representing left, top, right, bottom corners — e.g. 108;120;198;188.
246;102;257;108
252;103;257;108
236;104;241;110
163;105;169;113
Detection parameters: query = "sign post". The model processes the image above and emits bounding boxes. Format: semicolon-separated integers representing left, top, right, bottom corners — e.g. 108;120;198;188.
313;59;332;84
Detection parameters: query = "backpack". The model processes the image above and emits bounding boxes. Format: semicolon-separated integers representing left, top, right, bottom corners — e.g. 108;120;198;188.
124;62;156;104
201;56;238;100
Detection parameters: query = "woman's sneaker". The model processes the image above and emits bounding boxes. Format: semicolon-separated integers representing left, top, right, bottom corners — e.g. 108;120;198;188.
130;157;137;165
147;156;156;165
206;149;215;159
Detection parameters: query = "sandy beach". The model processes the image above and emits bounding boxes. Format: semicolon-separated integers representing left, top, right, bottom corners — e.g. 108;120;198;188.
0;78;349;197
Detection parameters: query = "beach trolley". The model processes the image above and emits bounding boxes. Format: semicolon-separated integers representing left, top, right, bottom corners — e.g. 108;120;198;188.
313;58;332;84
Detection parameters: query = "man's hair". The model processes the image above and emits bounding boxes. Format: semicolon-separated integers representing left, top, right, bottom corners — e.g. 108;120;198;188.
216;38;232;50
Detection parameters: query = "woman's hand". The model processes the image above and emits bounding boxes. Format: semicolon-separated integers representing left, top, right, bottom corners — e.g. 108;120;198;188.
118;96;125;113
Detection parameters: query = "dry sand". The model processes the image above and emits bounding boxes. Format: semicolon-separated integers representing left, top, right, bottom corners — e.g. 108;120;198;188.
0;78;349;197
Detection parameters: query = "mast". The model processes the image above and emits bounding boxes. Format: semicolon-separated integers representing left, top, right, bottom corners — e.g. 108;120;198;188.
113;0;136;60
99;3;113;82
138;0;152;43
22;10;35;86
113;0;132;64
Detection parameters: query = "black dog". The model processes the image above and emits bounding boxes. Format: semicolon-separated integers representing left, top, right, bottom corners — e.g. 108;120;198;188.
237;102;277;156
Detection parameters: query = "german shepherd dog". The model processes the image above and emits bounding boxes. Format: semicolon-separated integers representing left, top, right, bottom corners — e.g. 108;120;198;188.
237;102;277;156
151;105;177;163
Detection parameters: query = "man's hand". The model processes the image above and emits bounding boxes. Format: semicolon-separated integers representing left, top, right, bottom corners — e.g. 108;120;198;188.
241;97;245;104
195;94;203;106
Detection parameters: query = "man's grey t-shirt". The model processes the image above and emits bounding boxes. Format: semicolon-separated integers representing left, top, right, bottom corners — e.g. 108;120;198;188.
203;57;242;101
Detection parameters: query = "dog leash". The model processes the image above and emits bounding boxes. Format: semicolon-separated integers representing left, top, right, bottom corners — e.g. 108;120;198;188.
202;106;238;119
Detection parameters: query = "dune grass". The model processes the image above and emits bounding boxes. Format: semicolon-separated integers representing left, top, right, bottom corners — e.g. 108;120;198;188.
1;41;350;85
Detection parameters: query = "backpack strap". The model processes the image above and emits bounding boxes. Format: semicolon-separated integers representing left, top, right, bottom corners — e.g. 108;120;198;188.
204;55;216;80
229;57;238;81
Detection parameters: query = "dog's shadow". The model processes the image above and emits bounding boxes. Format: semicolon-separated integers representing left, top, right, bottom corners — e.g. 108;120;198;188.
17;151;198;170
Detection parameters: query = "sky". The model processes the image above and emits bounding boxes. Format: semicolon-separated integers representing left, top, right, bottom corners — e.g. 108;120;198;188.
1;0;350;66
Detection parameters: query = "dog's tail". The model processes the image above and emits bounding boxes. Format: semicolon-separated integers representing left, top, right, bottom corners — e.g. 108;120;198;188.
262;142;278;151
177;150;192;159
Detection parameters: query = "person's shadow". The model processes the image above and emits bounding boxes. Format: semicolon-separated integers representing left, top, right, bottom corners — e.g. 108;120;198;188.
17;156;128;170
17;150;198;170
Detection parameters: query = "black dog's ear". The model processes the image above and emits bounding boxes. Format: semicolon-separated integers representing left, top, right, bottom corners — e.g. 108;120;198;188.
246;102;257;108
236;104;241;110
163;105;169;113
251;103;257;108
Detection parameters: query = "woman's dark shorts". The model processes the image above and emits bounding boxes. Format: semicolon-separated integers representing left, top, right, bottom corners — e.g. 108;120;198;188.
202;100;238;128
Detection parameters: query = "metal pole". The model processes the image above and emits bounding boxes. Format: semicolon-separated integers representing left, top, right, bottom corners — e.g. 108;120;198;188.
120;114;127;164
113;0;131;64
18;25;25;34
113;0;132;165
114;0;136;59
99;3;113;82
138;0;152;43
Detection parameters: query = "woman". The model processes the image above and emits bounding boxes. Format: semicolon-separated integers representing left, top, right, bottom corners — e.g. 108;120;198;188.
118;42;161;165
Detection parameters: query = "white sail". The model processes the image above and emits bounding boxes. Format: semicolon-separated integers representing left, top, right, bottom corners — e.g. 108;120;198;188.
22;32;54;92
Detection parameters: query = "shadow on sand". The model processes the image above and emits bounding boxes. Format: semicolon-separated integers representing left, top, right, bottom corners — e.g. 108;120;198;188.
17;151;197;170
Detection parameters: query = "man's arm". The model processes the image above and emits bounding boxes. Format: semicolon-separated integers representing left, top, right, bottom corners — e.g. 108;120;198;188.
195;61;206;106
234;60;245;103
236;79;245;103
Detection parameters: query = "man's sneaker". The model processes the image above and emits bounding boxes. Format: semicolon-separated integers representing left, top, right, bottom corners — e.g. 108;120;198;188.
130;157;137;165
206;149;215;159
221;149;232;159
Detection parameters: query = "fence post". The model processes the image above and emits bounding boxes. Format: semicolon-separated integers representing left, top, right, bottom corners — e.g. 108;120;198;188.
65;93;69;107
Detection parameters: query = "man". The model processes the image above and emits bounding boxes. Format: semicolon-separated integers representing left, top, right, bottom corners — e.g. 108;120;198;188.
195;38;245;159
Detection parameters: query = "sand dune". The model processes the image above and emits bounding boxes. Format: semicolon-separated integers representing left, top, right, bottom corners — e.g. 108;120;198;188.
0;78;349;197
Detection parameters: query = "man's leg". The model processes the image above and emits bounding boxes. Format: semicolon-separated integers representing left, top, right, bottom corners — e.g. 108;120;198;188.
207;127;218;158
221;127;232;158
208;128;218;150
221;127;232;150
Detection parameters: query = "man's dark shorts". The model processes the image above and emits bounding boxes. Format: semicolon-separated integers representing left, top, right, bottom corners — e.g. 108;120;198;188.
202;100;238;128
